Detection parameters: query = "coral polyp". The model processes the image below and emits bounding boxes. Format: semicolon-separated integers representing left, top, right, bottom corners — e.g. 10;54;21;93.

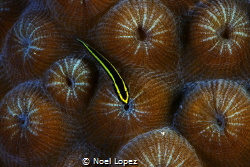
44;55;98;111
175;79;250;166
0;81;78;167
90;0;179;71
1;0;250;166
115;127;203;167
84;70;179;156
2;2;80;85
184;0;250;80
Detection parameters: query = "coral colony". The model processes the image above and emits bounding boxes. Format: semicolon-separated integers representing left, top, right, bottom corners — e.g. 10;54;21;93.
1;0;250;166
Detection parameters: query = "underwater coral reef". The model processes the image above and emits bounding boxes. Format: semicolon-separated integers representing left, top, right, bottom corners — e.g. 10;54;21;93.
1;0;250;166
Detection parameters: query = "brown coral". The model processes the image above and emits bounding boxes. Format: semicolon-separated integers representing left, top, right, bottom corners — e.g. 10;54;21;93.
0;81;78;167
115;127;203;167
44;55;98;112
175;79;250;166
90;0;179;71
183;0;250;81
2;2;80;85
84;69;179;156
47;0;119;37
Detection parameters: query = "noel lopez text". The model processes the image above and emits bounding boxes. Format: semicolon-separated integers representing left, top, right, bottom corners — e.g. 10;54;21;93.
82;158;138;166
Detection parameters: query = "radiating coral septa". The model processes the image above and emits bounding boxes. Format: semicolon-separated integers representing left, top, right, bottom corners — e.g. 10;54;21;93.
114;127;203;167
83;68;180;157
44;54;98;113
183;0;250;81
2;2;82;86
0;80;80;167
175;79;250;167
89;0;180;71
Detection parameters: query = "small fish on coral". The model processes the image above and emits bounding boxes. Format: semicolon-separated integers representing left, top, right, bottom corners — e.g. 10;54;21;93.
1;0;250;166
